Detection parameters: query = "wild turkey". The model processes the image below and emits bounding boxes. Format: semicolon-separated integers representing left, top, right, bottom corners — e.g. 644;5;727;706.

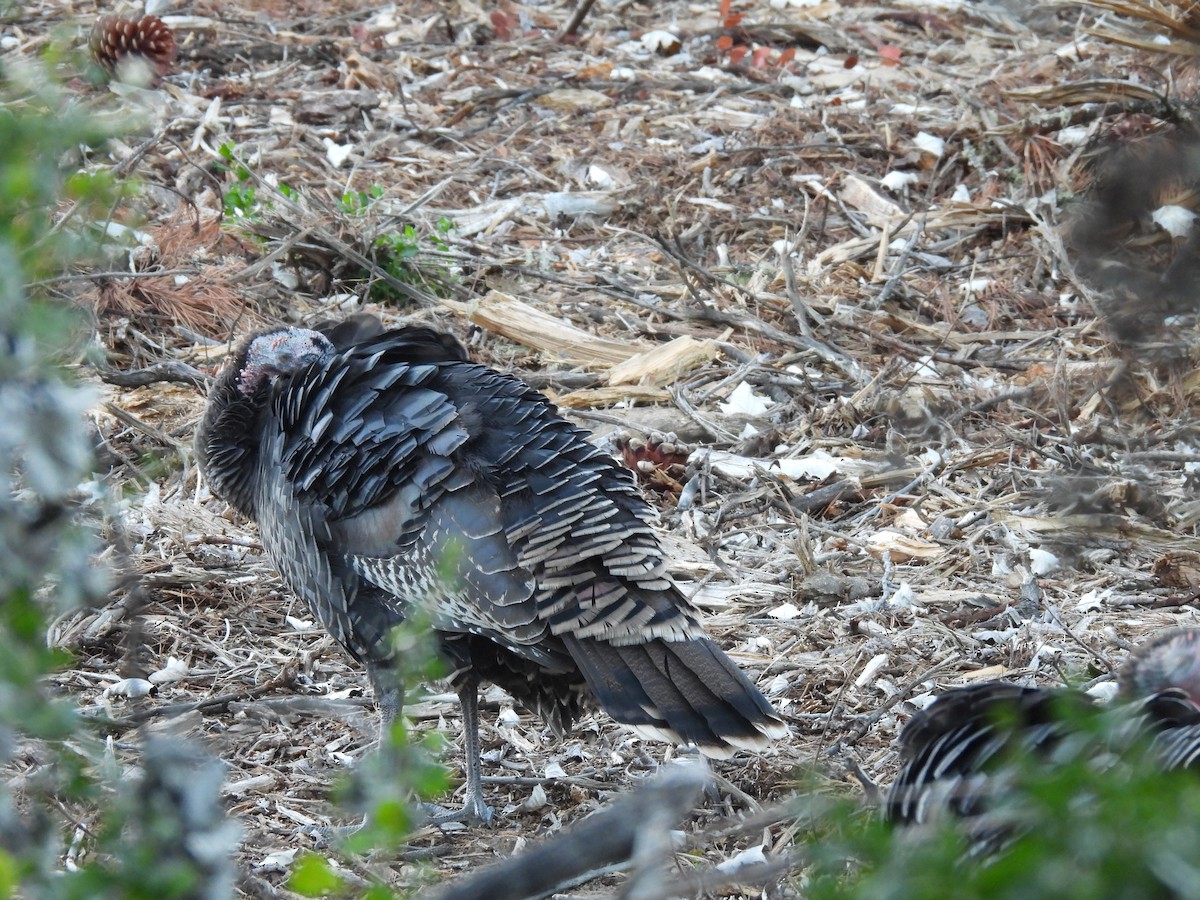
886;628;1200;834
195;314;786;821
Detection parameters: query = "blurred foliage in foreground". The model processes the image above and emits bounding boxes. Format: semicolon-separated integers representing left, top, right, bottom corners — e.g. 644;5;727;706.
797;699;1200;900
0;49;456;900
0;56;241;899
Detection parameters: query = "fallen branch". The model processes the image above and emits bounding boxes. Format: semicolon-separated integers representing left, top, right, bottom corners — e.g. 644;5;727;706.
430;761;710;900
94;665;301;732
653;851;802;899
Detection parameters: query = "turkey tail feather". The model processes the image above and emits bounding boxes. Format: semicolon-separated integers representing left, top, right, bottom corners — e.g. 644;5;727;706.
563;635;786;757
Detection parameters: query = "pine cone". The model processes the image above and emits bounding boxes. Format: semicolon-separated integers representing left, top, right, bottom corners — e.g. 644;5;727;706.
91;16;176;86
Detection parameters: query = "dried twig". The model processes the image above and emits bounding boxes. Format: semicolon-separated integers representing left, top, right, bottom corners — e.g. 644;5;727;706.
102;402;187;449
99;361;210;389
833;654;962;748
99;666;300;732
560;0;598;39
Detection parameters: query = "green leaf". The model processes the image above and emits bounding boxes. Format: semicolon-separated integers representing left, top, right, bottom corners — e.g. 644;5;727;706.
0;849;18;895
288;854;346;897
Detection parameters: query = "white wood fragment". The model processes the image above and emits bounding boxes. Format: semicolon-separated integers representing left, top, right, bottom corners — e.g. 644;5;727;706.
718;382;774;417
1152;205;1196;238
1029;547;1061;575
768;602;801;620
854;653;889;687
716;844;768;874
913;131;945;157
104;678;155;698
148;656;190;684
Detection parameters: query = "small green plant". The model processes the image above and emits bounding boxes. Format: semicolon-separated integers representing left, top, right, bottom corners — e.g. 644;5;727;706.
431;215;455;249
216;141;299;219
376;224;422;264
214;149;456;302
217;141;261;218
222;181;256;218
339;184;384;216
368;216;457;301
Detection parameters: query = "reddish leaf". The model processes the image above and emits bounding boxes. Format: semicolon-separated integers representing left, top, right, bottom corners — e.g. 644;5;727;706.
723;12;742;27
778;48;796;66
752;46;771;68
716;34;734;51
844;55;859;68
879;44;902;66
490;10;513;41
729;44;747;65
719;0;732;17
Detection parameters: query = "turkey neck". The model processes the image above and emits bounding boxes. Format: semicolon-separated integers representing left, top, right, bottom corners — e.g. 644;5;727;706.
195;352;269;519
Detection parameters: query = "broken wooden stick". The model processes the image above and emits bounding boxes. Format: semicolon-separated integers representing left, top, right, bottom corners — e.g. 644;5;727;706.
431;761;710;900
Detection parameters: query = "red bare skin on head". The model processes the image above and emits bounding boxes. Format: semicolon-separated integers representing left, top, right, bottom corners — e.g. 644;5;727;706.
238;328;334;395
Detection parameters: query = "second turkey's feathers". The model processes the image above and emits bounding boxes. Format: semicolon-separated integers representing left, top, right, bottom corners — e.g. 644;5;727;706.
195;318;785;763
887;628;1200;832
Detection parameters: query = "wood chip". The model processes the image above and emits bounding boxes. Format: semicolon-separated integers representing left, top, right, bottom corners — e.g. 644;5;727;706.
444;292;644;367
841;175;906;228
606;335;717;386
555;385;672;407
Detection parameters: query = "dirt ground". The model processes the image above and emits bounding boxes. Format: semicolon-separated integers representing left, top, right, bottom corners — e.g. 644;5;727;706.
11;0;1200;895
